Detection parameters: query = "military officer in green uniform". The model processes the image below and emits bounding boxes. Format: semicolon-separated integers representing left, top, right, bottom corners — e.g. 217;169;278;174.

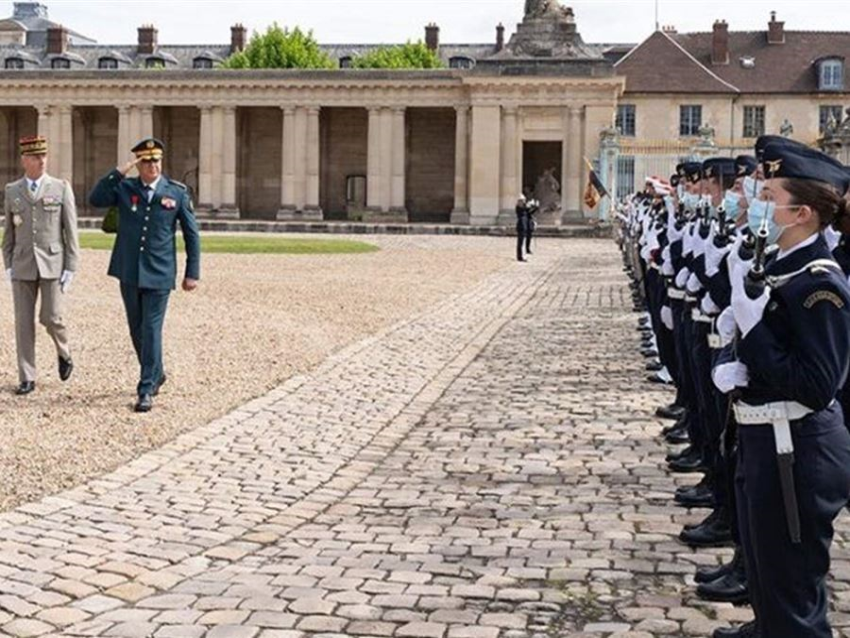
89;138;200;413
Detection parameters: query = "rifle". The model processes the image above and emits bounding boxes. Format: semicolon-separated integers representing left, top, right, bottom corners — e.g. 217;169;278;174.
745;213;770;300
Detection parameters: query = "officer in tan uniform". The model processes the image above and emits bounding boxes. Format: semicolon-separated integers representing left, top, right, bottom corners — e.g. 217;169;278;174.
2;136;80;395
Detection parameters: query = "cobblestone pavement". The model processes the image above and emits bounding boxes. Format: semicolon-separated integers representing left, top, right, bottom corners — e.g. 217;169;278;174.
1;239;850;637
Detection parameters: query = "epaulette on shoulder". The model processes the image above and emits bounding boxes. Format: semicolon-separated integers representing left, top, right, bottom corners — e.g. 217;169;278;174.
170;180;188;191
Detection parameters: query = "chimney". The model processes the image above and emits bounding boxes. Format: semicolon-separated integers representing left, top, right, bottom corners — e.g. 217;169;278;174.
425;23;439;52
711;20;729;65
137;24;158;55
46;25;68;55
231;23;247;54
661;25;677;34
496;23;505;52
768;11;785;44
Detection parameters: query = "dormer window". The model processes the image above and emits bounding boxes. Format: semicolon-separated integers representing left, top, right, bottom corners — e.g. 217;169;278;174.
51;58;70;69
145;58;165;69
449;56;474;70
4;57;23;69
193;57;214;69
98;57;118;69
819;58;844;91
339;56;352;69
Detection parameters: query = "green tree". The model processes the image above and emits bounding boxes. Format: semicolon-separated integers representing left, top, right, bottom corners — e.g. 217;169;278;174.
351;41;444;69
222;23;334;69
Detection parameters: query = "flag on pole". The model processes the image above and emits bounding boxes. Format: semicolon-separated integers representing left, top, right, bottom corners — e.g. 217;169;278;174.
583;158;609;210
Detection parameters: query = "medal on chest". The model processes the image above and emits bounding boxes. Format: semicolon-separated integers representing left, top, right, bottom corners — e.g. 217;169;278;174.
130;194;139;213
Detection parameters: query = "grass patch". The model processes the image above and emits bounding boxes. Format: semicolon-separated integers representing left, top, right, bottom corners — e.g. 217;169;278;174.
1;231;379;255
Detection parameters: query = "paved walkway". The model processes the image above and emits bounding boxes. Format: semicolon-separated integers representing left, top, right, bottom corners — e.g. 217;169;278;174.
1;239;849;637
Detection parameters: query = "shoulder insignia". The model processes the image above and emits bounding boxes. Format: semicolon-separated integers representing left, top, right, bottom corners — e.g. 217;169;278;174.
170;180;188;191
803;290;845;310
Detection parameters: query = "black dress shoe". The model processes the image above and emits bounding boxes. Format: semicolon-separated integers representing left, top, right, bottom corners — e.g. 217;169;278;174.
680;512;733;548
646;361;664;372
656;404;685;420
674;483;715;508
662;415;688;435
713;621;758;638
669;451;705;473
153;373;167;397
697;569;749;605
58;356;73;382
135;394;153;413
695;547;743;584
15;381;35;396
665;428;690;445
642;349;660;358
667;444;696;462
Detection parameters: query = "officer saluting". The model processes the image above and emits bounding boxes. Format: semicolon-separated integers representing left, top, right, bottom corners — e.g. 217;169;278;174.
89;138;200;413
2;135;79;395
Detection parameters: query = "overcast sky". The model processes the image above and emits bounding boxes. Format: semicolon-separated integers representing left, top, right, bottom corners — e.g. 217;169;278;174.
8;1;850;46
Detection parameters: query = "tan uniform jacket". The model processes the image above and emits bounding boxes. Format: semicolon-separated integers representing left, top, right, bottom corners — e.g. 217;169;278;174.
2;175;80;280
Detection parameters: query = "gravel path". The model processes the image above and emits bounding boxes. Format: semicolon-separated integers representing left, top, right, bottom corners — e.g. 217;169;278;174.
0;234;511;512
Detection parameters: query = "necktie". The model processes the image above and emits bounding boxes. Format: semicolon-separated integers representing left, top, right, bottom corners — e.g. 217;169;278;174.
29;181;37;193
143;184;153;203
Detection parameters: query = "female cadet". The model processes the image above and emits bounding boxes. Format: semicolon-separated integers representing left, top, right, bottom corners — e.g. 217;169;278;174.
717;142;850;638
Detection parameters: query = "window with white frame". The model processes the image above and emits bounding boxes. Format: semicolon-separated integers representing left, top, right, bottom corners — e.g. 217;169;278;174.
743;106;765;138
679;105;702;136
820;59;844;91
616;104;636;137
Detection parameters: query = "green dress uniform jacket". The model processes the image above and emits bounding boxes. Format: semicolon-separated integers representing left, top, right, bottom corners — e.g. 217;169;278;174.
89;169;200;289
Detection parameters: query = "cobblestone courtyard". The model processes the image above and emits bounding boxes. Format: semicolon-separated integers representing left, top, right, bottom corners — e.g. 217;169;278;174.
1;238;849;637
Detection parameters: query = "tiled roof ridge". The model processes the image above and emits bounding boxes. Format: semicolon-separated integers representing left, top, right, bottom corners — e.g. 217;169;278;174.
659;30;740;92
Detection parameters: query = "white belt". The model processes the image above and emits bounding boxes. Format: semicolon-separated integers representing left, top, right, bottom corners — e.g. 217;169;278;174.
684;294;698;303
707;333;723;349
691;308;712;323
733;401;814;427
667;287;686;300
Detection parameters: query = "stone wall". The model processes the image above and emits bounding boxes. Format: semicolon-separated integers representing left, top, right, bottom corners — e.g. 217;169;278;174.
0;107;36;206
406;108;455;223
72;106;117;213
155;107;200;199
237;107;282;219
320;107;368;220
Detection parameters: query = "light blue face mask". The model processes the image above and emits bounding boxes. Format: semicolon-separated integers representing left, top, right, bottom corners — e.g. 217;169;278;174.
747;199;798;244
723;190;741;219
682;192;700;211
743;176;764;203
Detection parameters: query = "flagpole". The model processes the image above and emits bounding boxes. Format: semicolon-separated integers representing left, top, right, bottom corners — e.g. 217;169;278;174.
655;0;659;31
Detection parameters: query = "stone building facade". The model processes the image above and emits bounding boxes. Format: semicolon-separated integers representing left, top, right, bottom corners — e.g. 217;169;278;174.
0;1;625;224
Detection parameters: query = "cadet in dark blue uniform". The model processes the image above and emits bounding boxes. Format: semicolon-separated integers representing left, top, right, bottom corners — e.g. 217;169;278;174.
715;142;850;638
89;138;201;413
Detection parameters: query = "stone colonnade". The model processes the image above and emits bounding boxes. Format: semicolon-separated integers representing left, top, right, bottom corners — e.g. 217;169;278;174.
4;74;624;223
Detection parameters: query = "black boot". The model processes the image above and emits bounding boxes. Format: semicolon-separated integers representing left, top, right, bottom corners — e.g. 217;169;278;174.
697;550;749;604
695;546;741;583
674;482;715;508
668;449;706;473
679;509;732;548
712;621;758;637
656;403;685;420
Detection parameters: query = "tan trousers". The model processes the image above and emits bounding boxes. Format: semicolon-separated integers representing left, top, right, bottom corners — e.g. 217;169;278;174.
11;278;70;383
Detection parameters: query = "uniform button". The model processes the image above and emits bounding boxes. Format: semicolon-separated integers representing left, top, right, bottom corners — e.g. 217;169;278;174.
144;217;149;221
143;226;147;231
147;207;151;212
141;236;146;241
140;247;145;252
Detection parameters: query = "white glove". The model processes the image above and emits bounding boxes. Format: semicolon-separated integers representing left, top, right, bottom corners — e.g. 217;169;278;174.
59;270;74;294
661;306;674;331
705;239;731;276
825;226;841;252
675;268;690;289
717;306;737;346
661;256;675;277
686;272;702;294
730;270;770;339
4;268;11;283
726;237;753;283
692;232;708;258
701;294;721;316
712;361;750;393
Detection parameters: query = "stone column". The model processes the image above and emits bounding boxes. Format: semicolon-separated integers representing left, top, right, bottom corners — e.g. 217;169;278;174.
220;105;238;216
564;106;584;221
197;105;213;209
499;106;519;224
278;106;296;219
293;106;308;211
304;106;322;219
117;106;132;167
210;106;224;208
389;107;406;218
36;104;49;138
366;107;383;212
45;107;62;177
58;105;73;184
451;106;470;224
469;105;501;225
138;106;154;142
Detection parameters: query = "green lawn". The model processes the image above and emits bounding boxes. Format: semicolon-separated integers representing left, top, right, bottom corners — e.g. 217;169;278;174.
0;231;379;255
